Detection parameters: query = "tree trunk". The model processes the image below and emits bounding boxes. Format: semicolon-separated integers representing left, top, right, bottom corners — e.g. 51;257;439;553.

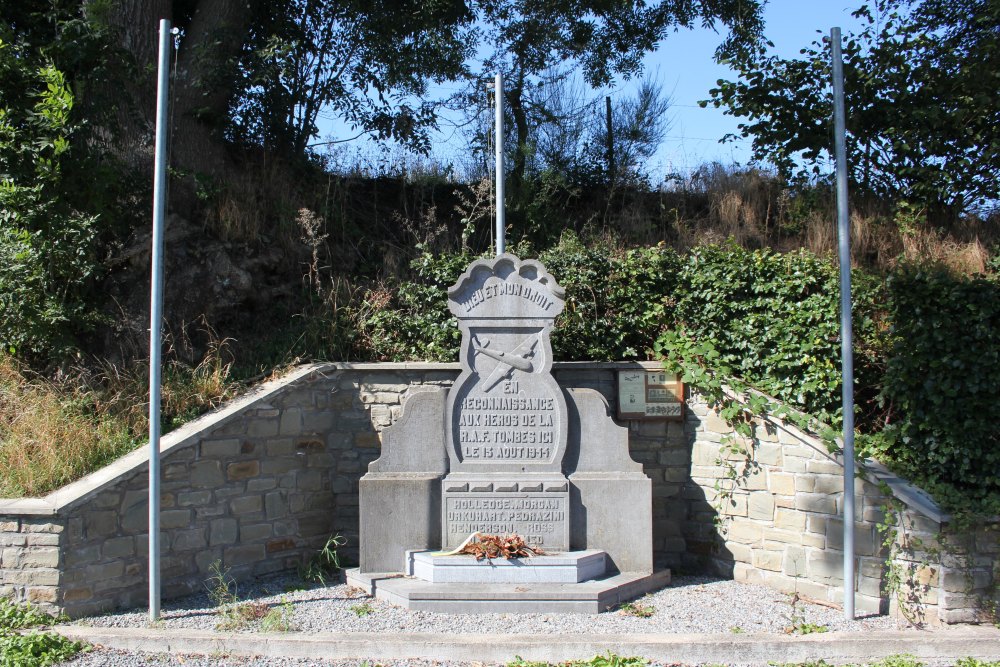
95;0;253;210
84;0;173;179
170;0;254;181
506;69;530;206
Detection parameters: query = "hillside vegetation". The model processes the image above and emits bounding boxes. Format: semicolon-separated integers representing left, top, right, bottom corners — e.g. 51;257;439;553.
2;0;999;518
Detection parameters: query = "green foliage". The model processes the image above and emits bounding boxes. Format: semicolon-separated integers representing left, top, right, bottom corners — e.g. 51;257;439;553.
0;631;85;667
298;534;346;585
0;597;83;667
866;656;925;667
868;265;1000;498
0;39;102;360
539;235;679;361
507;653;648;667
364;248;475;361
706;0;1000;214
232;0;473;156
363;235;679;363
349;602;374;617
955;659;1000;667
0;598;63;631
656;243;886;429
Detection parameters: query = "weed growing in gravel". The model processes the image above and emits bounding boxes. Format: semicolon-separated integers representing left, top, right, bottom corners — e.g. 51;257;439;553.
729;626;744;634
206;560;270;630
261;597;296;633
617;600;655;618
206;560;239;609
299;534;346;585
772;655;995;667
867;656;924;667
217;601;269;631
507;652;648;667
507;657;551;667
584;653;649;667
955;659;1000;667
782;593;828;635
0;596;85;666
349;602;374;617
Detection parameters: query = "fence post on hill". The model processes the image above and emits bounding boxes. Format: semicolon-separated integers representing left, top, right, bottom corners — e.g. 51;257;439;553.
831;26;856;622
148;18;173;622
495;73;505;256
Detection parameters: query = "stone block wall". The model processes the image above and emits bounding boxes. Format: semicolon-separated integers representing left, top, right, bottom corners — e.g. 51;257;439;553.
0;362;995;624
682;388;1000;625
0;516;63;607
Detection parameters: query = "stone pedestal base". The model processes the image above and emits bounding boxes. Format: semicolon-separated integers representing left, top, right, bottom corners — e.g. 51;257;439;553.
345;567;671;614
359;472;442;574
406;549;607;584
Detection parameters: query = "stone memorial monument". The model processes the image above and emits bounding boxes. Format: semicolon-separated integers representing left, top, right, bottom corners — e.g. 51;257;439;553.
348;254;668;613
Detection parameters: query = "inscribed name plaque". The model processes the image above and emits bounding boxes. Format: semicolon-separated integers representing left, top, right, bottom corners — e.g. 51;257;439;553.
443;488;570;548
442;254;570;550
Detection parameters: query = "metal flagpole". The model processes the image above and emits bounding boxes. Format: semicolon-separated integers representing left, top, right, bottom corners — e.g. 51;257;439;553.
495;73;505;256
831;26;856;621
149;18;172;622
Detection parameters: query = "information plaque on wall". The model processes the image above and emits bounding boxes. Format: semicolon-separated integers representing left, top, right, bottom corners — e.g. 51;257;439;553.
617;370;684;420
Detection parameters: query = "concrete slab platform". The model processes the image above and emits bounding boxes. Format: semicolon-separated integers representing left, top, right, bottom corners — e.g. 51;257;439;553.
406;549;608;584
346;568;671;613
54;624;1000;665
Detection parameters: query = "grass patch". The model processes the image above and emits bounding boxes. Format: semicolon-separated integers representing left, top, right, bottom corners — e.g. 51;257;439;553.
0;341;240;497
507;652;648;667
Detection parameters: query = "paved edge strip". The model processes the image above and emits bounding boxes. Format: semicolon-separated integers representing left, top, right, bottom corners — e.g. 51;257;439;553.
54;626;1000;665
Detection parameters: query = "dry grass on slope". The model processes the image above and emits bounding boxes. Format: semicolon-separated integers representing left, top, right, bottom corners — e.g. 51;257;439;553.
0;343;241;498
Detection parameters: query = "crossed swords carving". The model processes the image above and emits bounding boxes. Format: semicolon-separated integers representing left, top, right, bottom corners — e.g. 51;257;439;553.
471;333;539;392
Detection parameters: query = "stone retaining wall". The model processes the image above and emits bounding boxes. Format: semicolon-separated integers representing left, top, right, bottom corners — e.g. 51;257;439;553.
682;388;999;625
0;363;995;625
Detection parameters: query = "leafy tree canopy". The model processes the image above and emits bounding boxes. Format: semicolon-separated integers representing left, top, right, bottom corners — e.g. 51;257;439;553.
704;0;1000;216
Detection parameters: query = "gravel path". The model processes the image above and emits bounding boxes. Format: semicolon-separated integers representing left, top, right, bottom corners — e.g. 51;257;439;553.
72;573;900;636
55;573;905;666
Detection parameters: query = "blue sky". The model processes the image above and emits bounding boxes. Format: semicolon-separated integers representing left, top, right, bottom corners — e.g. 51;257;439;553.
646;0;863;176
315;1;865;179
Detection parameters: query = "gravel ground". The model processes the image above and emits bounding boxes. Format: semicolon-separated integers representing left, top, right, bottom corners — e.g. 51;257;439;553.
55;573;905;666
72;573;900;636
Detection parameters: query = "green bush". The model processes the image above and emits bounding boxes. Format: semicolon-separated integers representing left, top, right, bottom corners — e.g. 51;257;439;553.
539;234;679;361
364;248;474;361
871;266;1000;496
362;235;679;363
657;243;886;428
0;33;103;360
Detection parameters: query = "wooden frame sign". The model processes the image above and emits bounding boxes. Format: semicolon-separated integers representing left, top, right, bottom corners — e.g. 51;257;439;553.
617;370;684;420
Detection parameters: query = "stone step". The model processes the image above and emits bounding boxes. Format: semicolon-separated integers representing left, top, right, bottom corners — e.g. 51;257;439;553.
346;568;671;614
406;549;607;584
